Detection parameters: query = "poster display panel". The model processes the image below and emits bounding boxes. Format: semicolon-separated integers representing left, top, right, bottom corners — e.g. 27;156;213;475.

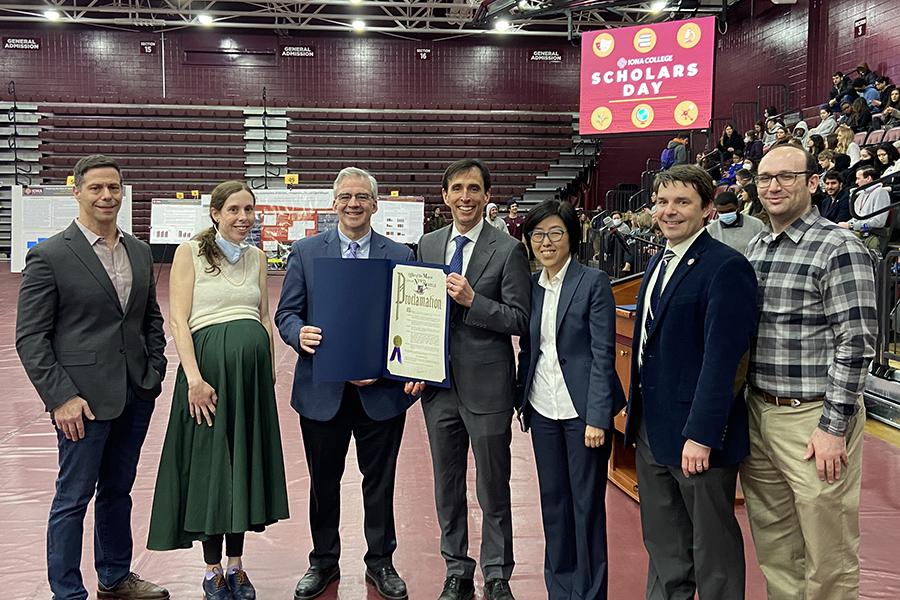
371;197;425;244
11;185;133;273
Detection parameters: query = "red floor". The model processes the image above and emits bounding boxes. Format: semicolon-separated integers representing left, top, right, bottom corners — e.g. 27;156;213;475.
3;264;900;599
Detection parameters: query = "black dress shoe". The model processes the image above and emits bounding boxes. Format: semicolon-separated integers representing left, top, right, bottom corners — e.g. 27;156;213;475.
365;565;408;600
437;575;474;600
484;579;515;600
293;565;340;600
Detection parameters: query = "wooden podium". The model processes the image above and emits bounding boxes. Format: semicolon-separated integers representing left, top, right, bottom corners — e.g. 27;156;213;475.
609;275;642;501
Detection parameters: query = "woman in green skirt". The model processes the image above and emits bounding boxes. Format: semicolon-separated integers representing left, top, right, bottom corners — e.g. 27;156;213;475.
148;181;289;600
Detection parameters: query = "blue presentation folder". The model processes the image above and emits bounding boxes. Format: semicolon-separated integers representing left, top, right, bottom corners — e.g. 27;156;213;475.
311;257;451;387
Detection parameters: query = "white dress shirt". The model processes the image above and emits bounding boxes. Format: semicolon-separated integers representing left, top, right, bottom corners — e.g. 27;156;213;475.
444;218;485;275
337;227;372;259
638;228;705;368
528;257;579;421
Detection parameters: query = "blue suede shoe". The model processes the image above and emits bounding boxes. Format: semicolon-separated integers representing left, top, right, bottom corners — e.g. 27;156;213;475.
203;571;235;600
226;569;256;600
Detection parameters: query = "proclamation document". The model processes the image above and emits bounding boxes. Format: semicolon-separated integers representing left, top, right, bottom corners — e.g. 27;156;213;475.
386;264;448;384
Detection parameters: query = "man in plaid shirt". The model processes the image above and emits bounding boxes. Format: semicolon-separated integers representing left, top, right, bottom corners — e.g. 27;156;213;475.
743;143;877;599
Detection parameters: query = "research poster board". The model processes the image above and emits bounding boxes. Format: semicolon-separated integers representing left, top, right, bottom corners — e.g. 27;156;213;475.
11;184;133;273
371;196;425;244
579;16;715;135
149;198;202;244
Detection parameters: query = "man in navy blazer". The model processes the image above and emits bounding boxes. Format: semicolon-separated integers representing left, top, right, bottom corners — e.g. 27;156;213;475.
624;165;758;600
275;167;414;600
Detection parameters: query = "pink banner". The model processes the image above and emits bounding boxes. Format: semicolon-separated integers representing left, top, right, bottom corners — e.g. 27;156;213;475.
579;17;715;136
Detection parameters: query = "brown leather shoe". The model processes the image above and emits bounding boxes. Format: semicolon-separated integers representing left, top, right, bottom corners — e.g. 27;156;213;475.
97;572;170;599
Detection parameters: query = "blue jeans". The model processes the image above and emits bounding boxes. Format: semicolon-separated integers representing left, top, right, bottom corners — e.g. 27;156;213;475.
47;392;154;600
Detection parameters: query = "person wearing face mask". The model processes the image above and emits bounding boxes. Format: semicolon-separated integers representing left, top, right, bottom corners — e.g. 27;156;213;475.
706;191;766;255
148;180;289;600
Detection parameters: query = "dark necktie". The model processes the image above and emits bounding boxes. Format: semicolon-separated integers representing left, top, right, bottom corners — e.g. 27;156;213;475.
348;240;360;259
448;235;470;275
643;249;676;354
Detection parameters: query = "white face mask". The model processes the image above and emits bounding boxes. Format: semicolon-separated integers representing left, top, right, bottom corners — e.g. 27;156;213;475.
215;229;250;264
612;218;622;227
743;162;753;170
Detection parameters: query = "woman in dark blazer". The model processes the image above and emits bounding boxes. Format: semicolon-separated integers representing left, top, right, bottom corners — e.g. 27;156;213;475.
516;200;626;600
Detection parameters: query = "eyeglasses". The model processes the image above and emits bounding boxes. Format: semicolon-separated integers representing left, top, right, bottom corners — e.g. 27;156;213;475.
754;171;811;188
528;228;566;243
335;193;374;204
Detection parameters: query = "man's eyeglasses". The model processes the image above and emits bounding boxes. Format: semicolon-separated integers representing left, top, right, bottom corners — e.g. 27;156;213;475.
754;171;812;188
528;228;566;243
335;193;374;204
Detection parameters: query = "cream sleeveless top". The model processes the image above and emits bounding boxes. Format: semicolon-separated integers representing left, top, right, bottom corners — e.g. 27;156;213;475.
187;240;262;333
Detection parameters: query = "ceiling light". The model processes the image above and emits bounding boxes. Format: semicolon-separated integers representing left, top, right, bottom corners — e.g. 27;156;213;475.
349;0;363;4
650;0;667;13
352;19;366;31
495;18;510;32
197;13;213;25
43;9;60;20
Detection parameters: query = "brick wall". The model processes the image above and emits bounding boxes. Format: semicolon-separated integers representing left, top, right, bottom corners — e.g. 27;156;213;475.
0;25;580;108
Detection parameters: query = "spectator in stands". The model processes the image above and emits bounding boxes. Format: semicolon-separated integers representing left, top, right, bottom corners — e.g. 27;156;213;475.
837;101;853;126
872;76;895;112
856;61;878;87
428;206;448;232
819;169;852;223
744;129;764;163
735;168;753;189
826;72;853;112
149;180;288;600
876;88;900;130
485;202;510;234
806;134;826;159
847;97;873;133
744;143;876;600
516;200;624;600
505;200;525;241
16;155;170;600
877;143;900;177
852;78;880;111
835;125;861;166
740;183;769;225
792;121;810;146
276;168;415;600
818;149;836;173
762;119;782;150
718;151;742;186
838;166;891;250
774;127;789;144
717;123;744;163
764;106;780;120
809;107;838;137
625;165;758;600
662;132;690;168
706;191;766;254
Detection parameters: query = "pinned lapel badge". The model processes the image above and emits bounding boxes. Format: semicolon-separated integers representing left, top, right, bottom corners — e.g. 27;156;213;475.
687;258;696;266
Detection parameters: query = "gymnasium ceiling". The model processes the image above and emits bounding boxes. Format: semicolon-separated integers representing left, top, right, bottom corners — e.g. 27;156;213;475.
0;0;732;38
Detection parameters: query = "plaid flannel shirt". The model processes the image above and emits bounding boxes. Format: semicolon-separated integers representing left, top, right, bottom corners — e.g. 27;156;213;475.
746;206;877;436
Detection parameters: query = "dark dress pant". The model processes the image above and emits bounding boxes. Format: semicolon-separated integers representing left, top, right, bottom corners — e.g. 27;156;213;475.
47;391;154;600
531;411;611;600
635;424;745;600
422;384;514;581
298;384;406;570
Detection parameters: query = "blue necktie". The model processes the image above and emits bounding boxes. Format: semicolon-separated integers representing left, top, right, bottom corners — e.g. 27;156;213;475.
348;240;360;259
448;235;470;275
643;249;676;350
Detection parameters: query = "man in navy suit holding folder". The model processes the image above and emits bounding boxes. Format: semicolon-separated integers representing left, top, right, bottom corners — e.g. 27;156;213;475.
624;165;758;600
275;167;414;600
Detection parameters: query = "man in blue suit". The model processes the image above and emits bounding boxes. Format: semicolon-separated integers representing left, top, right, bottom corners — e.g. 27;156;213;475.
624;165;758;600
275;167;415;600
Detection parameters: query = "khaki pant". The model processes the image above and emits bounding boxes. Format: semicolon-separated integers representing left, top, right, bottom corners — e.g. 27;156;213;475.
740;388;864;600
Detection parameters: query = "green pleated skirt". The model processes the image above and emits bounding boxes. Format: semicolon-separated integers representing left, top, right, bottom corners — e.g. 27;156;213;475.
147;319;289;551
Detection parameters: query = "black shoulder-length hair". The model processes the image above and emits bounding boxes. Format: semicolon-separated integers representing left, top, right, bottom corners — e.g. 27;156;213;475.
521;200;581;258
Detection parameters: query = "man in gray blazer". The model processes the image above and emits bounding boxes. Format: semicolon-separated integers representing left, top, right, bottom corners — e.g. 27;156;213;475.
411;159;531;600
16;155;168;600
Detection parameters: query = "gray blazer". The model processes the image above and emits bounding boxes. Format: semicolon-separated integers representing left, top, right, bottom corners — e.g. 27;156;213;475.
417;223;531;414
16;221;167;420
